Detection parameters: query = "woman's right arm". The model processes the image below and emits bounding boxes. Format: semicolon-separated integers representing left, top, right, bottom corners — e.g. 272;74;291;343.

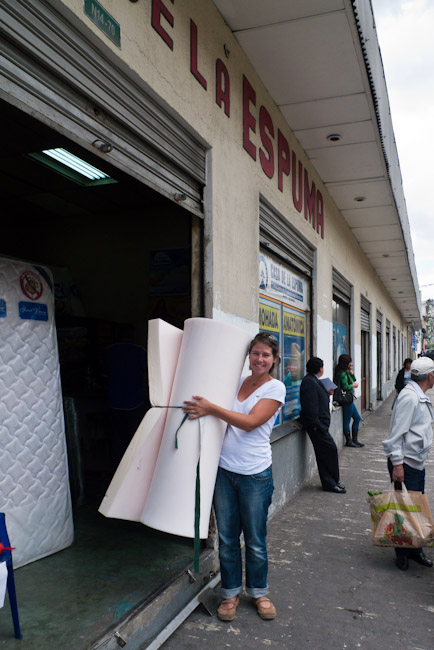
182;395;281;432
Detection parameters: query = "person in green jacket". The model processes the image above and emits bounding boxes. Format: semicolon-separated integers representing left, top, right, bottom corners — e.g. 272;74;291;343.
334;354;364;448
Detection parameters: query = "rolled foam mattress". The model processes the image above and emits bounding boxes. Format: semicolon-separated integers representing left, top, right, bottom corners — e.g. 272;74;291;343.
99;318;183;521
100;317;251;539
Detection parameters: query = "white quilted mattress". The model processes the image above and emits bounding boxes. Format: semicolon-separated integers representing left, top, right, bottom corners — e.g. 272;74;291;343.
0;257;73;567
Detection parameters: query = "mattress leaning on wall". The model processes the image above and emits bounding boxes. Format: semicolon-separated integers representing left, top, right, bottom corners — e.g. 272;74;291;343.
0;257;73;568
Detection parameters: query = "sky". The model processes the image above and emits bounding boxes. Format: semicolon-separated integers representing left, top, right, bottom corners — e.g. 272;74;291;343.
371;0;434;302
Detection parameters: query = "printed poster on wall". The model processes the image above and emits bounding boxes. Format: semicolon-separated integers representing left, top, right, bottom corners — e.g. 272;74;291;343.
259;252;308;310
333;322;348;363
282;305;305;422
259;296;307;425
259;295;282;426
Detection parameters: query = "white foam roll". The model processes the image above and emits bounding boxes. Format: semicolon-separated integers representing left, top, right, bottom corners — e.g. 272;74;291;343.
99;319;183;520
148;318;183;407
98;408;167;521
141;318;252;538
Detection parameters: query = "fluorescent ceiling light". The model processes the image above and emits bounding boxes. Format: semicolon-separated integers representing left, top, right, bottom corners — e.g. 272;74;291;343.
27;148;117;186
43;148;108;180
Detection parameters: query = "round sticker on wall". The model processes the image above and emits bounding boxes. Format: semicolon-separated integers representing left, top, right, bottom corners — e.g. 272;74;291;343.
20;270;43;301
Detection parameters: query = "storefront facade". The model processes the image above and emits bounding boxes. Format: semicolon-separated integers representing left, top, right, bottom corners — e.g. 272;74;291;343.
0;0;421;648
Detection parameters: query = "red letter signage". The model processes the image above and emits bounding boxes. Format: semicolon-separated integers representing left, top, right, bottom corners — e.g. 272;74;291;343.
304;169;316;229
216;58;230;117
316;191;324;238
277;130;290;192
259;106;275;179
150;3;326;238
151;0;174;50
243;76;256;160
190;20;207;90
292;152;303;213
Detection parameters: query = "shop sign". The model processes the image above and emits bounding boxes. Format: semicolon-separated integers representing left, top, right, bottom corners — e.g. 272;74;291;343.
84;0;121;48
0;299;6;318
259;253;308;310
150;0;325;238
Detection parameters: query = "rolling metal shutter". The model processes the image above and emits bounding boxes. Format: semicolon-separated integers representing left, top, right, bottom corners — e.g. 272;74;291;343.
376;310;383;332
259;198;314;277
0;0;206;216
361;295;371;332
332;268;351;304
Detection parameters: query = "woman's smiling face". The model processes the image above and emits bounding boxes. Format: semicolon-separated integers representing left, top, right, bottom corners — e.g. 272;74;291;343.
249;342;275;375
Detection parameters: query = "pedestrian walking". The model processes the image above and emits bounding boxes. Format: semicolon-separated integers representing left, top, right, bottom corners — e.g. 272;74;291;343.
395;358;412;394
382;356;434;570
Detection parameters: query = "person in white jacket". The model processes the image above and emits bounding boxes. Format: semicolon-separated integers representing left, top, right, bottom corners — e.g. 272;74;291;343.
382;356;434;571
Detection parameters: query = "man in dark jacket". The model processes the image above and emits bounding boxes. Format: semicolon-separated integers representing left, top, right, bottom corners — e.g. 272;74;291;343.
300;357;346;493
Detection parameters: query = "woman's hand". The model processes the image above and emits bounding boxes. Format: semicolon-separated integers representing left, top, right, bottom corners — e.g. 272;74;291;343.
183;396;214;419
353;381;359;389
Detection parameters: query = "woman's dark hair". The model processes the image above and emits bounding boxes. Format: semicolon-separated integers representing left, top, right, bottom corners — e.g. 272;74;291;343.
403;358;412;367
248;332;281;373
335;354;352;376
306;357;323;374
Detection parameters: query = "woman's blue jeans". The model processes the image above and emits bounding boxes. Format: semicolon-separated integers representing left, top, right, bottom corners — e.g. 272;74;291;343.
213;465;274;599
342;402;361;434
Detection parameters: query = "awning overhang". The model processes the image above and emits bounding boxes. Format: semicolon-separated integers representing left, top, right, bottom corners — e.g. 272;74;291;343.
213;0;422;329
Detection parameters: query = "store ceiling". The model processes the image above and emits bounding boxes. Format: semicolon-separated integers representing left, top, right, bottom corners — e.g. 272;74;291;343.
0;99;164;224
213;0;421;327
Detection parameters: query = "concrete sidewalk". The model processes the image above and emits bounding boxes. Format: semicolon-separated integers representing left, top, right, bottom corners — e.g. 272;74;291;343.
160;392;434;650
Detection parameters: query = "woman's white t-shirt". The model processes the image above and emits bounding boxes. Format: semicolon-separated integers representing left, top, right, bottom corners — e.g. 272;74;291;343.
218;377;286;475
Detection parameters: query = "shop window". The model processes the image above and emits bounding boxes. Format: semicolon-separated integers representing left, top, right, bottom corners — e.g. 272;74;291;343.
332;269;351;369
332;297;350;369
259;250;310;425
398;331;402;368
386;321;391;380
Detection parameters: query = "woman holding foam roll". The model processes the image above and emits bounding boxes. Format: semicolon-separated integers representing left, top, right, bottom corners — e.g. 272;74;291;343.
183;332;285;622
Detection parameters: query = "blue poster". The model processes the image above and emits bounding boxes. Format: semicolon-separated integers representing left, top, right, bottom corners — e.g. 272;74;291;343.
259;295;282;426
282;305;305;422
333;322;348;365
